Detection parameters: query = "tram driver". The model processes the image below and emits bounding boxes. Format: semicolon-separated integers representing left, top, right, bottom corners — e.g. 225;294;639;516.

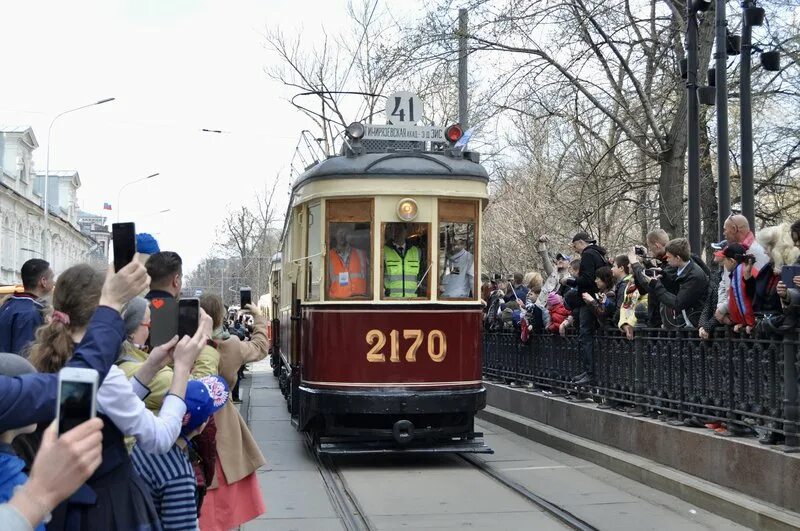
384;223;422;298
440;236;474;298
328;225;368;298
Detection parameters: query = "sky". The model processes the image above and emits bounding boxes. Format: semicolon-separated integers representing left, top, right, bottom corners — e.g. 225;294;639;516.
0;0;423;273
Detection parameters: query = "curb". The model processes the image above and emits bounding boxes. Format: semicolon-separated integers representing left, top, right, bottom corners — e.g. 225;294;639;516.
478;405;800;531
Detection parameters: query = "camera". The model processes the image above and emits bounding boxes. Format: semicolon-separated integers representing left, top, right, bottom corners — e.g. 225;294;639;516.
634;245;647;257
644;268;660;278
744;254;756;265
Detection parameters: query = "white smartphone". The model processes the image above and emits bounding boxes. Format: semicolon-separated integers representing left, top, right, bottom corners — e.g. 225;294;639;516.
56;368;99;436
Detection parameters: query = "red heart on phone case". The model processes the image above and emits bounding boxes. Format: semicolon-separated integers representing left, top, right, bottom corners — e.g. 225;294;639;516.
152;299;165;309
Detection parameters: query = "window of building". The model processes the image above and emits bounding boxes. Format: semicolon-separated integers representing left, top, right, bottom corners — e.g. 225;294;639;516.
382;222;430;299
326;199;372;300
438;199;478;300
306;202;321;301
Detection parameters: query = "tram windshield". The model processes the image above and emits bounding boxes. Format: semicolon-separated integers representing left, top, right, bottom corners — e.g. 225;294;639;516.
327;221;371;299
382;222;430;299
439;222;476;299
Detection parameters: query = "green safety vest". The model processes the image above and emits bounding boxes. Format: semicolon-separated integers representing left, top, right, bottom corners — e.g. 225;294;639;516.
384;245;421;298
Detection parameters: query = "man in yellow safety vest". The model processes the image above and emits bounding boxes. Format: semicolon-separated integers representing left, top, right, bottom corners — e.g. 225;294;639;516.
383;223;421;298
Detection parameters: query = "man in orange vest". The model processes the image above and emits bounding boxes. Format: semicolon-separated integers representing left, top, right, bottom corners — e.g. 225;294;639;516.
328;226;368;298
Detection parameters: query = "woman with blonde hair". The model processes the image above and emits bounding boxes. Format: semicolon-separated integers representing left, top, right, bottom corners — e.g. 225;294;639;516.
198;293;269;530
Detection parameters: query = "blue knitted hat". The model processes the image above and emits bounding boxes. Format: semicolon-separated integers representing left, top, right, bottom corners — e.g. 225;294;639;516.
181;376;229;434
136;233;160;255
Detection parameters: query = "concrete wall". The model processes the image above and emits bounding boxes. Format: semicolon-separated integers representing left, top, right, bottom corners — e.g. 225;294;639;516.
484;382;800;513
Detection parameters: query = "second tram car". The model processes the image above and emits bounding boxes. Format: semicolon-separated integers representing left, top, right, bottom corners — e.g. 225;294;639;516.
270;121;490;453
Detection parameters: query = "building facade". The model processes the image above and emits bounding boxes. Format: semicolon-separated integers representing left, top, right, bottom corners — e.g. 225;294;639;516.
0;126;107;284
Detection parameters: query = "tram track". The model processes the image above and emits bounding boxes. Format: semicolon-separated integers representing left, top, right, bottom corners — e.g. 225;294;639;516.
308;437;376;531
459;453;599;531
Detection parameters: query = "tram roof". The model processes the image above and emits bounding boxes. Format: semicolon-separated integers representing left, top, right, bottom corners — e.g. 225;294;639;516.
292;150;489;191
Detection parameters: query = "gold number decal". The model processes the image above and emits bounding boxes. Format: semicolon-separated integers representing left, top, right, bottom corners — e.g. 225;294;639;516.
428;329;447;362
366;329;386;362
403;329;423;362
389;329;400;362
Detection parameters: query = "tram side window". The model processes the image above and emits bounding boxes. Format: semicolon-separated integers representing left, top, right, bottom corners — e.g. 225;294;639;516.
306;202;322;301
438;223;476;299
327;222;372;299
438;199;478;300
382;222;430;299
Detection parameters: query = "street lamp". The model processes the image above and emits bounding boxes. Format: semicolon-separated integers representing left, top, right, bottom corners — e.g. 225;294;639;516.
117;173;160;222
43;97;115;259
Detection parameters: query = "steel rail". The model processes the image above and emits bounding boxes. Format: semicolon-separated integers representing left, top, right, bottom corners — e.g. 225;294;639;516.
308;437;375;531
460;453;599;531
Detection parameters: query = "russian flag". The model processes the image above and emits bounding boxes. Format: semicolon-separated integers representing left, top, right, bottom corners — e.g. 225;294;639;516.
103;202;112;210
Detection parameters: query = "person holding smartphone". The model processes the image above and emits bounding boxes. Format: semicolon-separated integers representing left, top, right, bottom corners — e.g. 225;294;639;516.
25;264;213;531
0;259;150;433
198;294;269;531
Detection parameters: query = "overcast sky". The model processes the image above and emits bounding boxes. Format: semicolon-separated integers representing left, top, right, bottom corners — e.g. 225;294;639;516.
0;0;422;273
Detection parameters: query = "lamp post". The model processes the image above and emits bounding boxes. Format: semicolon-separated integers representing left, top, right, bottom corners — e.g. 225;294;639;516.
686;0;707;254
116;173;160;222
43;98;115;259
715;0;731;238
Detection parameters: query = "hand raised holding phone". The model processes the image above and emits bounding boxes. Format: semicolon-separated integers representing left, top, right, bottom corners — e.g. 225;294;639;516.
172;309;213;372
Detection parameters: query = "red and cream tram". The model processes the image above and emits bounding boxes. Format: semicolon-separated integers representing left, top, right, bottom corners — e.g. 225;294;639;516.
269;121;490;453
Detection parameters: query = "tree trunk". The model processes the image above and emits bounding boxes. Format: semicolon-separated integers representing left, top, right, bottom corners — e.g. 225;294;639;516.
699;109;718;261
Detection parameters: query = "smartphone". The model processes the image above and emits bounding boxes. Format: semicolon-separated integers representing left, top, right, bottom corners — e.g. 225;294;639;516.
178;298;200;338
240;287;252;309
56;368;99;436
149;297;178;347
112;222;136;272
781;265;800;287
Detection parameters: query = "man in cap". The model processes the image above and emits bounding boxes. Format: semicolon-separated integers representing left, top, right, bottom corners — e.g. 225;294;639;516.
567;232;607;385
536;235;571;305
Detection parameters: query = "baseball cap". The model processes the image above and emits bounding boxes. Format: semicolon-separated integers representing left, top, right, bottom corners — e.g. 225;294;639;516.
555;252;571;262
723;242;747;260
182;375;229;434
710;240;727;250
0;353;36;377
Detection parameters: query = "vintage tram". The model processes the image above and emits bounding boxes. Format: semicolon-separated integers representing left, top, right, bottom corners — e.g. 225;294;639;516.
268;119;490;454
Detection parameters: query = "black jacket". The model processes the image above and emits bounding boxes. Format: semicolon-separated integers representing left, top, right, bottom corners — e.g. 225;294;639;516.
649;260;709;321
575;244;607;295
698;266;723;331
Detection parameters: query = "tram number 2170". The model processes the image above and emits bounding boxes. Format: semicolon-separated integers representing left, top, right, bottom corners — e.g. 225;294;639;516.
366;329;447;363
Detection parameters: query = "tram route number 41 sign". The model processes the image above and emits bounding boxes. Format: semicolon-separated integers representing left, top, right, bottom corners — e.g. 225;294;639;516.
361;91;445;142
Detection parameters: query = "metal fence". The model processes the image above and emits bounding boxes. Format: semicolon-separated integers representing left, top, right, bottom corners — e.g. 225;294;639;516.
483;328;800;449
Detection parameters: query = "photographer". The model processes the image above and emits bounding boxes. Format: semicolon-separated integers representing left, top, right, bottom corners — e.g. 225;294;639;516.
629;238;708;328
630;230;710;327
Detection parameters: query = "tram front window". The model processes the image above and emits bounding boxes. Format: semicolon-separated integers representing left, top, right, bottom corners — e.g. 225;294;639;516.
383;222;429;299
327;222;371;299
439;223;475;299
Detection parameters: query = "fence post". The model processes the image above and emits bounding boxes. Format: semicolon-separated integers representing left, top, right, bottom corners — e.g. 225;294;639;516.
629;331;647;417
783;330;799;451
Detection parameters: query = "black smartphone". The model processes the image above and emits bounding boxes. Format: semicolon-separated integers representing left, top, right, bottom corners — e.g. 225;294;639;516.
781;265;800;287
240;287;252;309
56;368;99;436
112;222;136;272
178;298;200;338
149;297;178;347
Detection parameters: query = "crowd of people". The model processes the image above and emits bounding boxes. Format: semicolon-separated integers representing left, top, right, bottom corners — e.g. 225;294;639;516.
0;234;270;531
482;215;800;394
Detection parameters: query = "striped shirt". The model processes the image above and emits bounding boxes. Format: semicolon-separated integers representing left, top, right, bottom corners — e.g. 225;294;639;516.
130;443;199;531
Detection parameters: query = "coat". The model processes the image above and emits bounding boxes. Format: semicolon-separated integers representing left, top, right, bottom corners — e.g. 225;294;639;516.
0;445;43;531
210;312;270;488
575;244;607;296
546;303;571;333
649;260;709;327
0;306;125;432
0;294;44;355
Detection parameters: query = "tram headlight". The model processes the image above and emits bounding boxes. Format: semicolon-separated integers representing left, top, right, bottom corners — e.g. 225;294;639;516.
345;122;365;140
445;124;463;144
396;198;418;222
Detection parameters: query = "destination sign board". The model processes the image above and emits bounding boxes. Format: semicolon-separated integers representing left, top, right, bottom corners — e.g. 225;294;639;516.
362;124;446;142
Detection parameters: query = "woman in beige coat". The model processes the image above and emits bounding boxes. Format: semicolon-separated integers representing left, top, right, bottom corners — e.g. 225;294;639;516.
198;294;269;531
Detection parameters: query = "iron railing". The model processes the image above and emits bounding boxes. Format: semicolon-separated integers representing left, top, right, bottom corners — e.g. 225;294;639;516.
483;328;800;449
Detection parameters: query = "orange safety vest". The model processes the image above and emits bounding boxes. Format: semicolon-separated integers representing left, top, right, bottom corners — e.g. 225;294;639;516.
329;247;367;298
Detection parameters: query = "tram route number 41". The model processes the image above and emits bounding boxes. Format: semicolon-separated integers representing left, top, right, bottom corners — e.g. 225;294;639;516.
386;91;422;124
366;329;447;363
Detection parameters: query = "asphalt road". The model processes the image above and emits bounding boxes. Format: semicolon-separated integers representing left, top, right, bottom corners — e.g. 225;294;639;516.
240;364;745;531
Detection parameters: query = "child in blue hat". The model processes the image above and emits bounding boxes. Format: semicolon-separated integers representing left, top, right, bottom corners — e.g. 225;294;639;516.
131;375;228;529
